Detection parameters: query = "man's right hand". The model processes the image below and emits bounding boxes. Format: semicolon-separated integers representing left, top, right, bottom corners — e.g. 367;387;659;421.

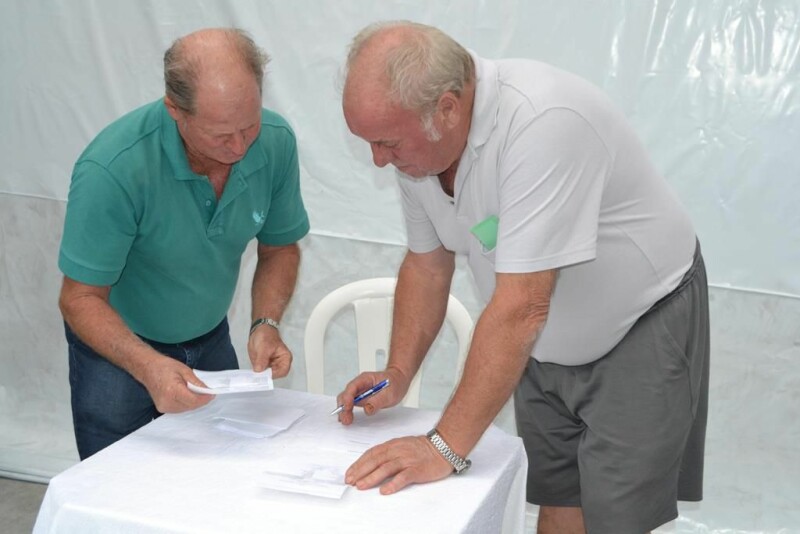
335;367;411;425
59;276;214;414
140;356;214;413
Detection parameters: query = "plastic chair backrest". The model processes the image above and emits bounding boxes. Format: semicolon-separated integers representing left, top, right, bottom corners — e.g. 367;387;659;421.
303;277;473;408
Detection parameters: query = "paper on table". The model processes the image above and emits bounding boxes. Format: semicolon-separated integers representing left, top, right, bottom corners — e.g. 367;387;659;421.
211;405;306;439
188;369;274;395
215;399;305;427
213;419;286;439
302;414;419;453
260;465;348;499
206;397;305;438
259;452;358;499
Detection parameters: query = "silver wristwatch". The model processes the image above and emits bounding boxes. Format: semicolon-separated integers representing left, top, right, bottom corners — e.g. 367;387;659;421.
426;429;471;474
249;317;279;336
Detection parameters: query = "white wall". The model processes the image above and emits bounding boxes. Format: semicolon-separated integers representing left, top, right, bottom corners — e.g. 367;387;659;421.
1;1;798;531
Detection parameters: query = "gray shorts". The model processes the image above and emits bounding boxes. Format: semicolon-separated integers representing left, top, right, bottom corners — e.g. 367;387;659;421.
515;242;709;534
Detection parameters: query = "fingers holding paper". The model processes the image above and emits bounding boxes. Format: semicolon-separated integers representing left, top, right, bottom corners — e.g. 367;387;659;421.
345;435;453;495
142;356;214;413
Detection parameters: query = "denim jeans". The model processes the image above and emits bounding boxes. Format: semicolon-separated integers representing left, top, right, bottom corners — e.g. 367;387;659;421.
66;318;238;460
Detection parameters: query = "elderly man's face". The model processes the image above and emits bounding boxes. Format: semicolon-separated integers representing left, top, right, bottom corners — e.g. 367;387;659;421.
344;91;452;179
171;77;262;168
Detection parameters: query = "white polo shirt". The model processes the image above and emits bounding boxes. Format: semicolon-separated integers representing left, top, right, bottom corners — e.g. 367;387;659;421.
398;53;696;365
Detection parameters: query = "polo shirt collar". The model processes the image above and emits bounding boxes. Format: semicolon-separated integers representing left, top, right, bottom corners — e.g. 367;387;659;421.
159;100;268;180
452;52;498;203
467;51;499;153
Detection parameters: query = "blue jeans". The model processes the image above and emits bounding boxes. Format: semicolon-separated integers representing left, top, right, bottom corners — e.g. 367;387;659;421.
66;318;238;460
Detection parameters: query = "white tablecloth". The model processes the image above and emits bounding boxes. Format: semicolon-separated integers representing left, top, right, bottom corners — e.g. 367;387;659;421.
34;388;527;533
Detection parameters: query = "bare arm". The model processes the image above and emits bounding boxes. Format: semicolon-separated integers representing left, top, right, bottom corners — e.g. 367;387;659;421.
435;269;556;456
336;246;455;423
345;268;556;493
58;276;212;412
247;242;301;375
388;247;456;387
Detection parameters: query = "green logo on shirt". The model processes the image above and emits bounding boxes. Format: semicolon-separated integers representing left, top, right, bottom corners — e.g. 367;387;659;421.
470;215;499;251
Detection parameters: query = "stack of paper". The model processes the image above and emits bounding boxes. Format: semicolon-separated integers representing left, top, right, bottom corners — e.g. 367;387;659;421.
259;446;363;499
260;461;349;499
188;369;274;395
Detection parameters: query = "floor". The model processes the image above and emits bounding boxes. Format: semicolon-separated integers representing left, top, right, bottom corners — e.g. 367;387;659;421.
1;477;48;533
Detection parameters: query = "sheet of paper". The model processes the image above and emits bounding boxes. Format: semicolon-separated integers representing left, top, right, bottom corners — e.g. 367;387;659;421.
205;398;305;438
188;369;274;395
301;411;425;452
260;466;348;499
259;451;359;499
211;406;306;439
214;400;304;428
213;419;285;438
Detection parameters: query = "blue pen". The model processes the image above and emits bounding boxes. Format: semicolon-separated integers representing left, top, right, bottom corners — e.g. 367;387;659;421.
330;379;390;415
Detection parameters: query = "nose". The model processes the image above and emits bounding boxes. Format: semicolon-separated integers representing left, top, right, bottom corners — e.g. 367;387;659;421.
228;132;247;157
370;143;391;168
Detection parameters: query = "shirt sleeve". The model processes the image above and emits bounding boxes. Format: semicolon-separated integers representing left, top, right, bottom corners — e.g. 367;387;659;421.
58;161;138;286
256;126;310;246
398;174;443;253
495;107;611;273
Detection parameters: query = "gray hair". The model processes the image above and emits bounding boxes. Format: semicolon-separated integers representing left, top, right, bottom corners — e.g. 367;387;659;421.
164;28;270;114
346;21;474;139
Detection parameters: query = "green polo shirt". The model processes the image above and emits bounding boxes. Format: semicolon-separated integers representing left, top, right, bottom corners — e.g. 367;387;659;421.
59;99;309;342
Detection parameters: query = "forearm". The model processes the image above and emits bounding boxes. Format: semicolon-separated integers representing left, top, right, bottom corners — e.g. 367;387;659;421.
435;307;538;455
435;270;556;457
386;249;455;384
251;243;301;323
59;279;162;384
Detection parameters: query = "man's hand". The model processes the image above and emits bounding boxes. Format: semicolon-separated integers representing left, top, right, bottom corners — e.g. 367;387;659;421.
335;367;410;425
345;435;454;495
247;325;292;377
140;356;214;413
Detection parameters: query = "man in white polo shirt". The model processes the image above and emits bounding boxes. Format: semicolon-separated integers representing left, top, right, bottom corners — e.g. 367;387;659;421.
334;20;709;534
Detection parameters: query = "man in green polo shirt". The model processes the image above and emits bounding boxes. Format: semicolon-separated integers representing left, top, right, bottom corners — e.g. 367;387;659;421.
58;28;309;459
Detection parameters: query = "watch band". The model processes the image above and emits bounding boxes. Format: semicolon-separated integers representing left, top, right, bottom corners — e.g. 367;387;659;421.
249;317;279;335
426;429;471;474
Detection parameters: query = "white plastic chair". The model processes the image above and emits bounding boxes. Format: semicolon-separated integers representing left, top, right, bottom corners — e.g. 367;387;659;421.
303;277;473;408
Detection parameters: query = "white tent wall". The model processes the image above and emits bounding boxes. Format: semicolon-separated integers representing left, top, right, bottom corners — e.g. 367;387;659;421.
0;1;798;531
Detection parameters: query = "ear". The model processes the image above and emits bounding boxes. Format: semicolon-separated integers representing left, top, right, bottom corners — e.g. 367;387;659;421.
163;95;183;122
437;92;461;131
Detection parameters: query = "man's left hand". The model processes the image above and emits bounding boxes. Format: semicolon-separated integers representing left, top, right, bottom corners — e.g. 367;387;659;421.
247;326;292;377
345;435;453;495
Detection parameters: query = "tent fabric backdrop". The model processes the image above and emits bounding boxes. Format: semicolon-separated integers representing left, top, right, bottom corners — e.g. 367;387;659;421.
1;1;798;531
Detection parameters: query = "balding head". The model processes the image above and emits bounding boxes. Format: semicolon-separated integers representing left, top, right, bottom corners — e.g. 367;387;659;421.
344;21;474;126
164;28;269;114
342;21;476;179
